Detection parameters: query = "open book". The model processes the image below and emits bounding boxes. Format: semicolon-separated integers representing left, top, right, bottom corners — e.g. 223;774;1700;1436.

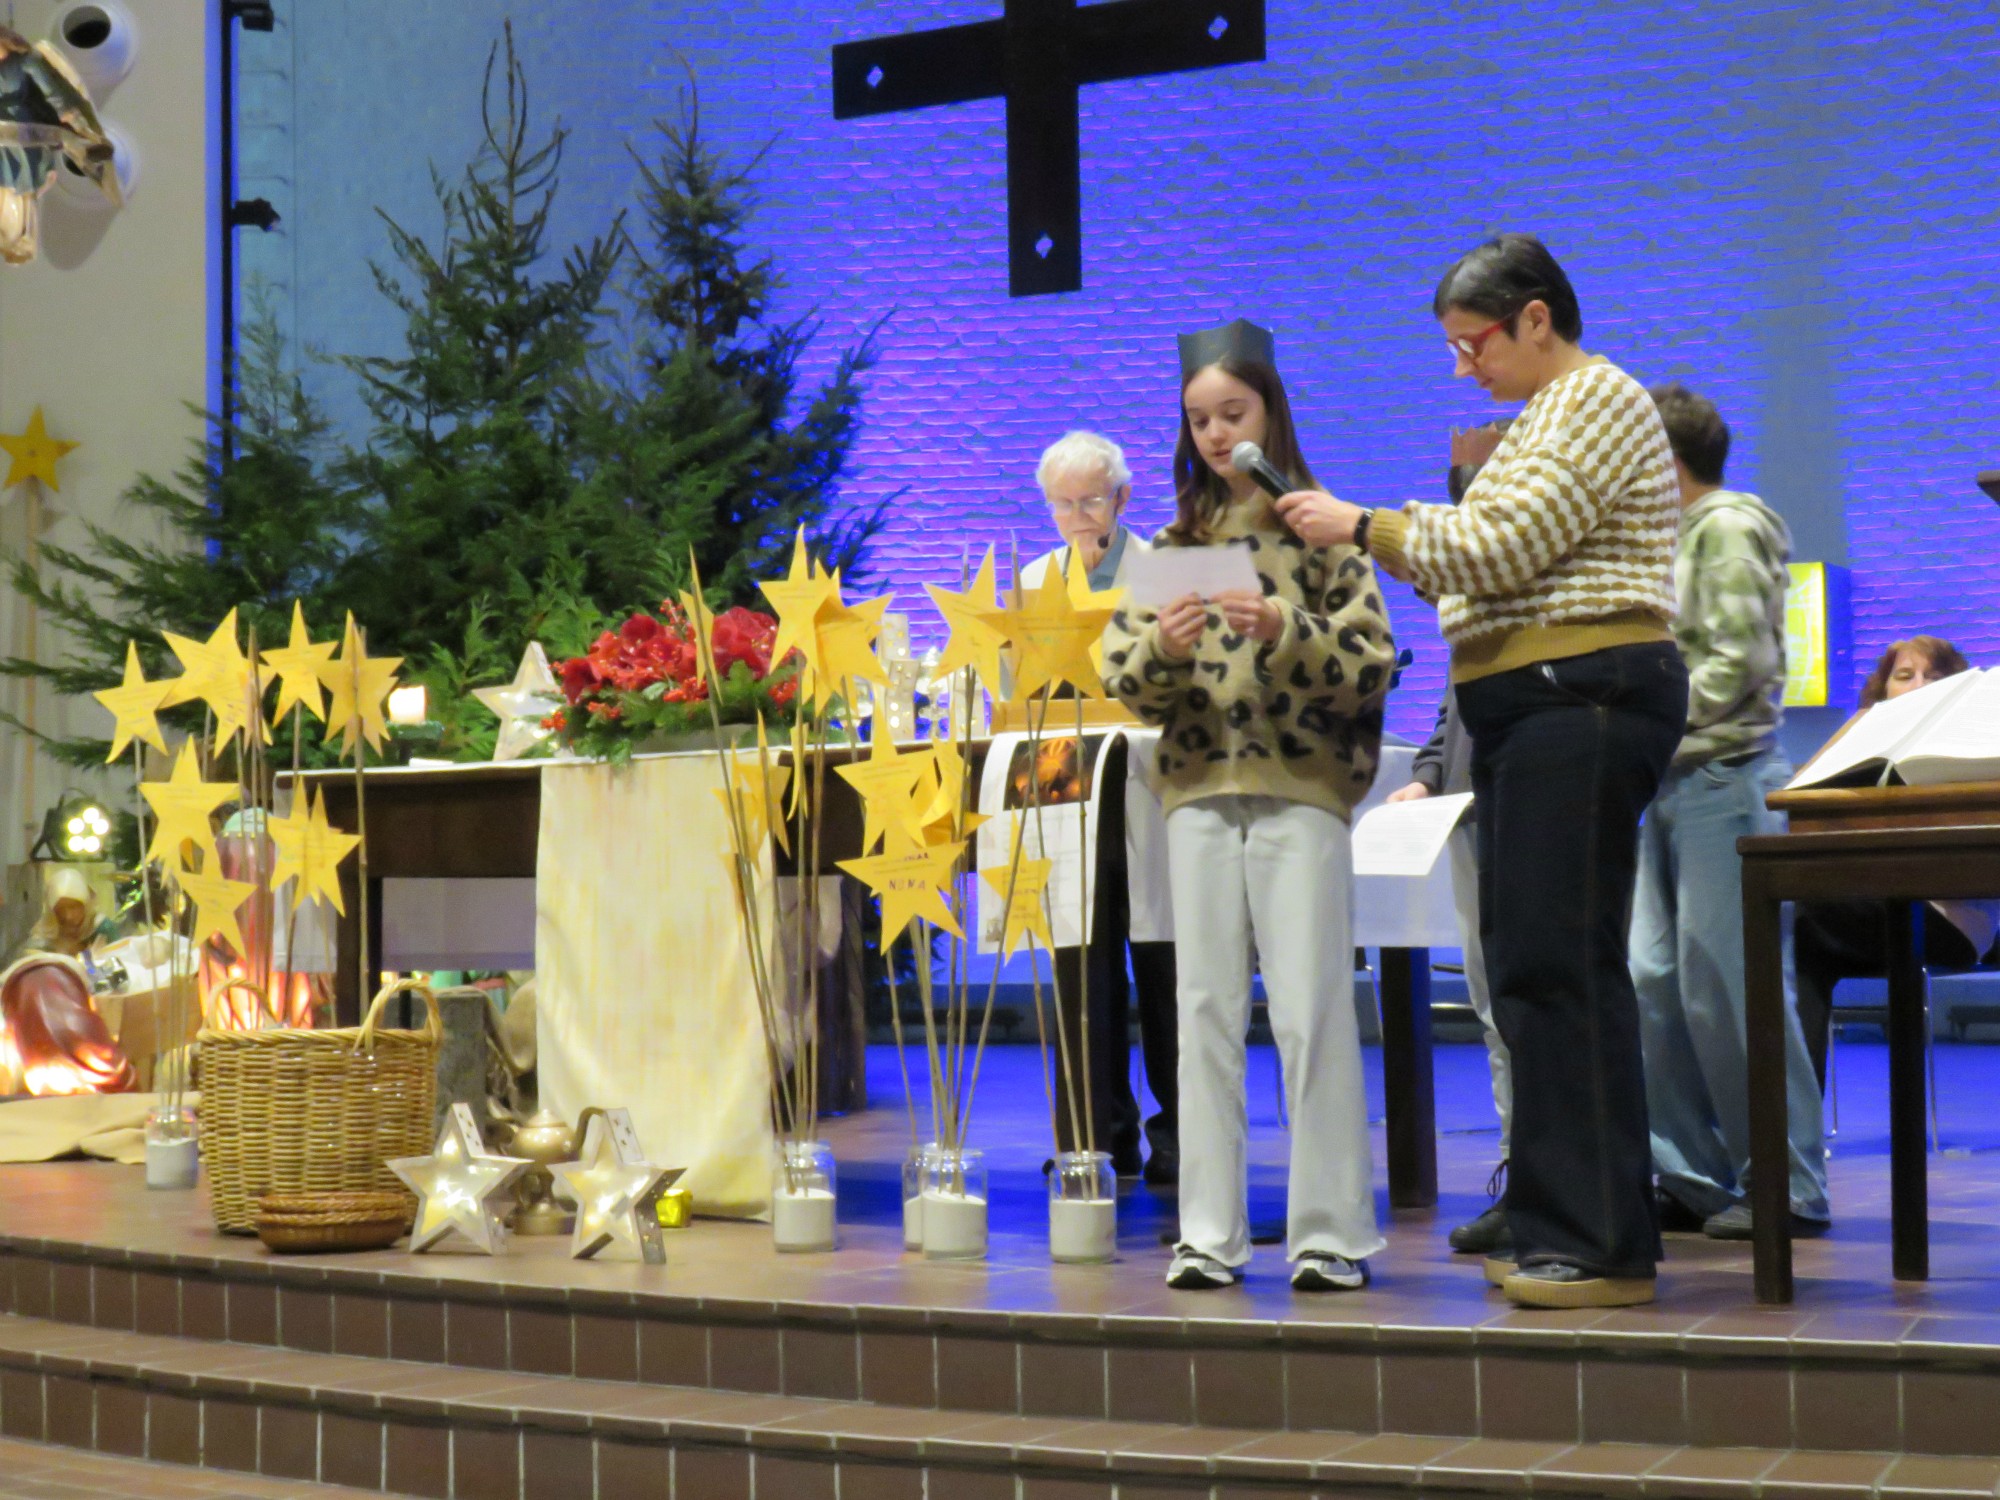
1788;668;2000;789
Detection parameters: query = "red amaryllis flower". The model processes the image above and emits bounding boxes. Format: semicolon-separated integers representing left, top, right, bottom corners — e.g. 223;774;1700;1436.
559;657;601;705
710;606;778;678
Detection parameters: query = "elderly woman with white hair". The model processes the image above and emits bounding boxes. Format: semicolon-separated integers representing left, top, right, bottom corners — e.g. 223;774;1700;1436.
1019;430;1180;1185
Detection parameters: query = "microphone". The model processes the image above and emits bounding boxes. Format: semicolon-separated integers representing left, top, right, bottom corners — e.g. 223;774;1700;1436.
1231;441;1292;501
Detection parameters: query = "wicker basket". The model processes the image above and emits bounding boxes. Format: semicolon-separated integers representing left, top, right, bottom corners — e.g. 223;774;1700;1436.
199;979;441;1234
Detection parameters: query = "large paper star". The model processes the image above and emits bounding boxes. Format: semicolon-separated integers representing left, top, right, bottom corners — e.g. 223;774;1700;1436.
159;610;261;748
268;787;361;915
261;601;338;724
836;734;932;855
1063;549;1128;677
760;530;837;687
0;408;78;491
388;1103;531;1255
1001;566;1118;702
925;547;1011;690
139;742;235;867
552;1108;681;1262
983;853;1056;957
816;590;891;697
174;861;257;952
714;716;793;856
839;838;967;943
917;736;987;844
323;615;404;756
471;642;560;762
94;641;171;762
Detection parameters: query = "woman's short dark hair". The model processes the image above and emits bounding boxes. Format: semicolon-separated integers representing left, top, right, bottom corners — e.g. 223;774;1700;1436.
1860;637;1972;708
1431;234;1583;343
1650;382;1731;485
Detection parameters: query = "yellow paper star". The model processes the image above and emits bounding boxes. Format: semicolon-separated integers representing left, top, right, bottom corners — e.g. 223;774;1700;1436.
159;610;262;748
139;741;235;867
983;854;1056;957
1002;566;1119;702
916;736;987;844
715;718;793;857
261;601;339;724
322;614;404;755
268;787;362;915
839;839;967;943
93;641;171;762
760;530;837;686
817;590;891;696
924;547;1011;690
174;860;257;952
0;407;78;491
836;734;932;855
1063;548;1128;676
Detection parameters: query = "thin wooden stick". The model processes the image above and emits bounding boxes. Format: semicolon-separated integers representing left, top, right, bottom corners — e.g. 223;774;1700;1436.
1073;689;1095;1155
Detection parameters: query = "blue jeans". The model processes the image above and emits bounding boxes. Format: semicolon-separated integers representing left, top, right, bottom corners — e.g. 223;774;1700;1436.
1631;752;1830;1221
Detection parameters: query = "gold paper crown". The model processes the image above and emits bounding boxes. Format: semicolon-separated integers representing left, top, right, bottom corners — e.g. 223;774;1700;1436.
1177;318;1276;380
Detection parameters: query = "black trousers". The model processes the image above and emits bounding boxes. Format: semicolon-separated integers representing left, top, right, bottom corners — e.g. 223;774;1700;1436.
1049;736;1179;1163
1457;642;1688;1279
1793;899;1978;1093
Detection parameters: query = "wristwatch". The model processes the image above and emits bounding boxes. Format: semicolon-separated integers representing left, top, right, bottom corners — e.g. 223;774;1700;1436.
1353;509;1374;553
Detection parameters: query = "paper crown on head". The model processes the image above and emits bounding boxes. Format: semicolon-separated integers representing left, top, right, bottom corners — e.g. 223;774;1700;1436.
1177;318;1276;380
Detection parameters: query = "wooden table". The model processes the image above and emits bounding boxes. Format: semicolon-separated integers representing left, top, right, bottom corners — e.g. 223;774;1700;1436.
1742;782;2000;1302
293;748;1448;1209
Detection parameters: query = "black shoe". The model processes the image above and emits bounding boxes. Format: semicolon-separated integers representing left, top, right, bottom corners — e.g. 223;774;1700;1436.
1503;1262;1655;1308
1142;1146;1179;1187
1655;1188;1708;1233
1111;1145;1144;1178
1449;1202;1511;1254
1702;1203;1833;1241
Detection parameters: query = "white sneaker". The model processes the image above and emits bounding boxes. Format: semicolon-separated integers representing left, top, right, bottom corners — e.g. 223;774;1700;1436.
1291;1252;1368;1292
1166;1245;1241;1289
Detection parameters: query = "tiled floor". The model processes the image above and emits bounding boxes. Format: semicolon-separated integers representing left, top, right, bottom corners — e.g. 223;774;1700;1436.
3;1038;1999;1338
0;1435;378;1497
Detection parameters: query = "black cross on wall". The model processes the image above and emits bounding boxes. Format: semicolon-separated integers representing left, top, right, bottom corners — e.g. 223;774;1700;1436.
832;1;1266;297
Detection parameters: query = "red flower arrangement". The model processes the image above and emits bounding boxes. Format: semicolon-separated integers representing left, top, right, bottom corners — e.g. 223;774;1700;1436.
547;601;799;760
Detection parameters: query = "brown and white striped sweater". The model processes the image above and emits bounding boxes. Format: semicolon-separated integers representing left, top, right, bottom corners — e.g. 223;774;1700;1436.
1368;358;1678;684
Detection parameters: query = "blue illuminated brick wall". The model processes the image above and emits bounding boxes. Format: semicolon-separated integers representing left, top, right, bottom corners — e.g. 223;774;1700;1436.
237;1;2000;739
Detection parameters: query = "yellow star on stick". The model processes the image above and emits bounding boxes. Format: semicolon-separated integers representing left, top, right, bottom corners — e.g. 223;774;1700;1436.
268;787;362;914
0;407;78;490
323;614;404;755
159;609;262;748
816;590;891;698
678;586;719;684
261;601;338;723
983;853;1056;957
139;741;235;867
175;861;258;951
760;530;837;686
1002;565;1119;702
1063;548;1128;677
94;641;171;762
836;734;932;855
924;546;1011;689
839;839;967;943
714;716;793;857
916;736;987;844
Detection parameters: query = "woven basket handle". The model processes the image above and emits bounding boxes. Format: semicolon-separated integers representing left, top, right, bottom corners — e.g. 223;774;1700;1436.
202;976;286;1031
355;978;442;1051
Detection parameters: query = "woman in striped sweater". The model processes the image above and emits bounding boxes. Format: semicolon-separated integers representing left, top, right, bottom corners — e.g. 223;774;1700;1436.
1276;235;1689;1309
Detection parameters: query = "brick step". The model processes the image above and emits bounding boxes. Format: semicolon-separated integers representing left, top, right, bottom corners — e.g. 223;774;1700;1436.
3;1311;1999;1500
0;1433;382;1499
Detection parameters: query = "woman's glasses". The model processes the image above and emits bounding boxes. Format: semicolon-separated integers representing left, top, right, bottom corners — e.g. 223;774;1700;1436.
1446;317;1513;363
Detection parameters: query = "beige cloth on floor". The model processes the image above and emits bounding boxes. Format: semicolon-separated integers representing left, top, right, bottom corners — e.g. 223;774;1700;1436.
0;1090;199;1165
535;754;776;1218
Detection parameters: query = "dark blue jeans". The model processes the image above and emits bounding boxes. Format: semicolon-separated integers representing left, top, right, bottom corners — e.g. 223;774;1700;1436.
1456;641;1689;1278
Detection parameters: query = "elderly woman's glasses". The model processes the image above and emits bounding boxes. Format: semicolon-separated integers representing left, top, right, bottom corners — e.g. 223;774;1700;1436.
1048;494;1115;518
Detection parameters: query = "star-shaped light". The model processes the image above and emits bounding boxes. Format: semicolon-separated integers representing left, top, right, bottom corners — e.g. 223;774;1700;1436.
1062;549;1128;677
983;853;1056;957
159;610;261;748
714;716;793;856
268;787;361;914
471;642;560;762
839;838;967;943
174;861;257;951
323;614;404;756
1001;566;1118;702
0;407;78;491
836;733;932;855
552;1108;681;1262
261;601;338;724
388;1103;531;1255
139;741;235;867
760;530;838;688
94;641;171;762
925;547;1011;690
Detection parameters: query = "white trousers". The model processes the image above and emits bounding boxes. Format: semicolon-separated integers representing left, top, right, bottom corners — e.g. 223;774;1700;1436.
1167;794;1383;1266
1448;822;1512;1153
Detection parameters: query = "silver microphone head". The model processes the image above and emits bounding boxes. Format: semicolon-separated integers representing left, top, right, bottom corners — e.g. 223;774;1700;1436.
1231;440;1265;471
